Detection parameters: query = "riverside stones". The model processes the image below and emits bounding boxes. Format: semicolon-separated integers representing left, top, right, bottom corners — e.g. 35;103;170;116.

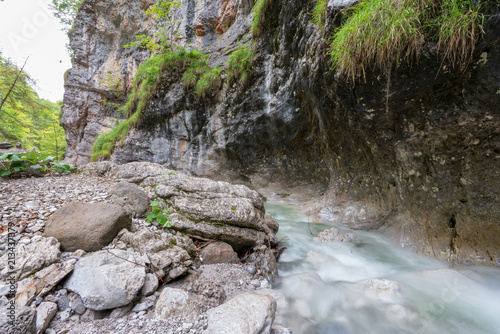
155;288;199;323
206;293;277;334
314;227;360;243
36;302;58;334
0;237;61;280
64;250;146;310
44;201;132;252
107;181;149;218
200;242;239;264
0;297;36;334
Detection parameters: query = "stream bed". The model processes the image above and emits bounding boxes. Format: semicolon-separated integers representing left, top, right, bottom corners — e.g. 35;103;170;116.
266;203;500;334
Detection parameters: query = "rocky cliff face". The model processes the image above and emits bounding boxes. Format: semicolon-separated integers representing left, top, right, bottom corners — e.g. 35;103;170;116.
62;0;500;265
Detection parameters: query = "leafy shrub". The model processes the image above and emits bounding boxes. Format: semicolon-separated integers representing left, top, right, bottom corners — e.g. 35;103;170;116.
0;152;75;177
124;0;181;53
227;43;254;85
145;200;173;228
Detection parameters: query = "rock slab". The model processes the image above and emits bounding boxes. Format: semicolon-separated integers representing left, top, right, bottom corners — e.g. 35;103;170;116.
64;250;146;310
44;201;132;252
155;288;199;323
0;237;61;280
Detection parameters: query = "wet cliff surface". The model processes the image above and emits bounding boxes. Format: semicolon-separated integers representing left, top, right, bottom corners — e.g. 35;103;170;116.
61;0;500;265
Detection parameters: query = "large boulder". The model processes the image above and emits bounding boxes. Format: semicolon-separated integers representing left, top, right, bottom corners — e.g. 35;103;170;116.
64;250;146;310
44;202;132;252
0;237;61;280
206;293;277;334
107;181;149;218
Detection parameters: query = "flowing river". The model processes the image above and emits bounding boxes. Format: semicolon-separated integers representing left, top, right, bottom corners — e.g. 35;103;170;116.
266;203;500;334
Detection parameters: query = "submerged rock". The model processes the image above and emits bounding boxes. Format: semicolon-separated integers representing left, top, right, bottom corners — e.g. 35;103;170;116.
314;227;360;243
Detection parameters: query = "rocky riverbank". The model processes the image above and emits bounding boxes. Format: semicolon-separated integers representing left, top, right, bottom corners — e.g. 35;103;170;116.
0;162;289;334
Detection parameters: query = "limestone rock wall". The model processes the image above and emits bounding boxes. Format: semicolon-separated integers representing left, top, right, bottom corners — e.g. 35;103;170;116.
61;0;500;264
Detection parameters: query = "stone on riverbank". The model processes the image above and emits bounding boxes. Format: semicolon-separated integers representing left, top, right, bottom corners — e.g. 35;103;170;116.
44;202;131;252
107;181;149;218
64;250;146;310
205;293;277;334
0;237;61;280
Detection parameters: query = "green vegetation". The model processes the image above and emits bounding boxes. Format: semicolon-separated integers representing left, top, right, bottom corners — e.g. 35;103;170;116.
0;152;75;177
91;49;221;160
312;0;328;28
145;200;173;228
251;0;274;37
227;43;254;85
50;0;84;32
124;0;181;53
330;0;485;82
0;54;66;159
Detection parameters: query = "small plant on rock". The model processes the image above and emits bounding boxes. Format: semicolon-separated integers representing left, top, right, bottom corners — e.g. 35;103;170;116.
145;200;173;228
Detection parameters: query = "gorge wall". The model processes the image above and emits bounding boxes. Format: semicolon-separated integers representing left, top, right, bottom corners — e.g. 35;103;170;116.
61;0;500;265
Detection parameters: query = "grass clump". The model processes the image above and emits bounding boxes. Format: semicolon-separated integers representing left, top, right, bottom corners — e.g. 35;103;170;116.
92;49;207;160
330;0;485;82
312;0;329;28
195;67;222;97
251;0;274;37
227;43;254;85
437;0;484;68
330;0;425;82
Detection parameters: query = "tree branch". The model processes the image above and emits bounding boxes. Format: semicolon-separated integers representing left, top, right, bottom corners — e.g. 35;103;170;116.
0;57;28;115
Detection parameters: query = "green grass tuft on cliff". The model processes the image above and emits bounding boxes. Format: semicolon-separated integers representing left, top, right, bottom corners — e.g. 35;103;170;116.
312;0;328;28
251;0;274;37
91;49;223;161
227;43;254;85
330;0;485;82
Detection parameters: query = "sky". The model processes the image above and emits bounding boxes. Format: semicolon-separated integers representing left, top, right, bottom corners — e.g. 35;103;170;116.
0;0;72;102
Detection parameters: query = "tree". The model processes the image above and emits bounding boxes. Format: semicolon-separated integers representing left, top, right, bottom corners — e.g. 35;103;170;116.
50;0;84;32
0;53;66;158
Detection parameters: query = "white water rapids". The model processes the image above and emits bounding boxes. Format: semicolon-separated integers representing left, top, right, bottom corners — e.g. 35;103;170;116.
266;203;500;334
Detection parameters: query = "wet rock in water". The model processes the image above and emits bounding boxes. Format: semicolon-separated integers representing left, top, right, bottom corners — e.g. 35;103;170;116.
64;250;146;310
107;181;149;218
206;293;277;334
0;237;61;280
314;227;360;243
35;302;57;334
360;279;401;303
0;297;36;334
44;201;132;252
247;246;279;286
155;288;199;323
200;241;240;264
